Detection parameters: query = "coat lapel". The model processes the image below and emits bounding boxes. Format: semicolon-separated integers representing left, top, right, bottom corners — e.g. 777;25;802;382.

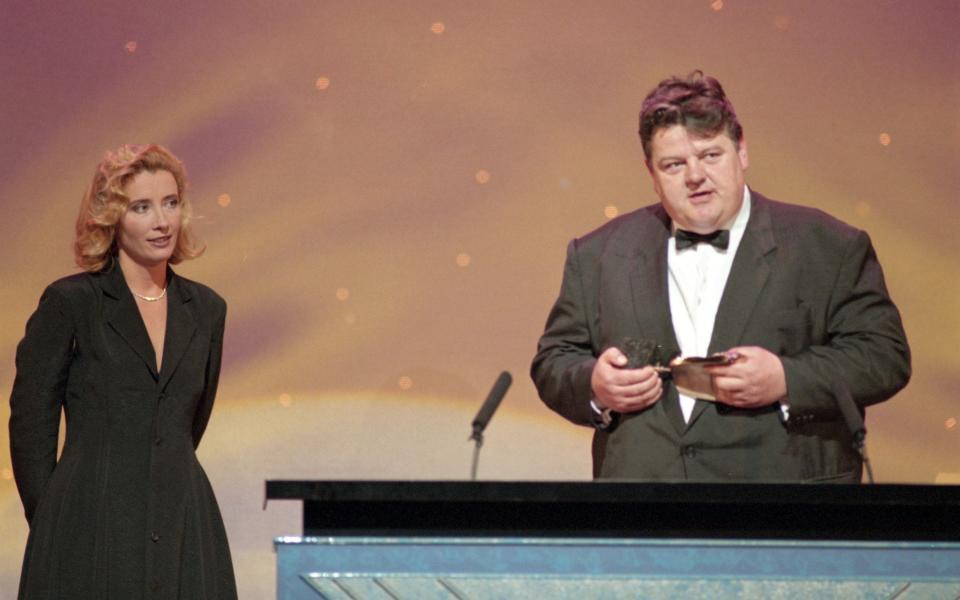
686;192;778;427
158;271;197;391
101;262;159;379
624;206;687;436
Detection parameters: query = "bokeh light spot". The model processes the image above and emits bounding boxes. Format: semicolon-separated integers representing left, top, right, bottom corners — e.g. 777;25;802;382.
711;0;724;11
125;41;138;53
456;253;471;267
774;15;790;30
431;22;446;35
398;376;413;390
854;201;871;218
475;170;490;184
217;193;232;208
335;287;350;301
946;417;957;431
344;313;356;325
604;205;619;219
879;133;892;146
278;393;292;407
1;467;12;481
315;77;331;91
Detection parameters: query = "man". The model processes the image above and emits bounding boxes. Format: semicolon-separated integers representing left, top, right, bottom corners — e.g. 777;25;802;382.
530;71;910;482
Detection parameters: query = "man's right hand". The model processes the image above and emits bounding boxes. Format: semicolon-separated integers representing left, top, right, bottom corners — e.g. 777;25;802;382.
590;347;663;413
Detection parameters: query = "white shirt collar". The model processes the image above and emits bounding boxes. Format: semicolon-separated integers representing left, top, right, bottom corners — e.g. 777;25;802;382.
729;185;751;237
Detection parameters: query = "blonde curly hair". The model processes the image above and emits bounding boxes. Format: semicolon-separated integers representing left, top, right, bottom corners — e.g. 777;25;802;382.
74;144;205;272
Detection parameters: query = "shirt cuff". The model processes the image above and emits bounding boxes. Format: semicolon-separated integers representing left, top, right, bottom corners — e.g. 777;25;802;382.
590;398;618;431
779;398;791;421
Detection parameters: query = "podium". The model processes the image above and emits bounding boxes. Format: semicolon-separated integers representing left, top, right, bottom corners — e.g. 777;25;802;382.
267;481;960;599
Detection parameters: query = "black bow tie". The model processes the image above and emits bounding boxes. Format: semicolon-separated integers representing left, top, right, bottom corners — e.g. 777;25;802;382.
674;229;730;250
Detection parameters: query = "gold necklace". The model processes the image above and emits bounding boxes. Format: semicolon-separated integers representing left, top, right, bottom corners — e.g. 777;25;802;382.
132;287;167;302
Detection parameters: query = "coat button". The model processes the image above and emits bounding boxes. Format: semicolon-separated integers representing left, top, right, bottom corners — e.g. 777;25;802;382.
151;532;160;542
683;446;697;458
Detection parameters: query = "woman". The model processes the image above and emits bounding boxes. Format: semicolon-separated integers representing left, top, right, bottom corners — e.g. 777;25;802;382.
10;144;237;599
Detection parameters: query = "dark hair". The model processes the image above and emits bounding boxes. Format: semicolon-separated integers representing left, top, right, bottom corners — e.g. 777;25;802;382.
638;70;743;162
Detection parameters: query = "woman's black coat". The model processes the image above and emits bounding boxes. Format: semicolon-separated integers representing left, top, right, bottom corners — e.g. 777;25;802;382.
9;264;237;599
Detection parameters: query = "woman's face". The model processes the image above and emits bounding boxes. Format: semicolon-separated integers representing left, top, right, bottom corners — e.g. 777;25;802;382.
116;169;182;268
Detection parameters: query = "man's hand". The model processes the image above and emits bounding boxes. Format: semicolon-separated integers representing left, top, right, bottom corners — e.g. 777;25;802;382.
591;347;663;413
705;346;786;408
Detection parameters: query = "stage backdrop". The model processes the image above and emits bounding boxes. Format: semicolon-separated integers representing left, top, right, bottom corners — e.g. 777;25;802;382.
2;1;957;597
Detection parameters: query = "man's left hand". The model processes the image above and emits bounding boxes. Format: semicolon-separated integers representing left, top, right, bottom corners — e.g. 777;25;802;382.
705;346;787;408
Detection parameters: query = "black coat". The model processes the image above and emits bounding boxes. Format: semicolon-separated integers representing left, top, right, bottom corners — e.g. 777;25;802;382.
9;264;237;599
531;191;911;481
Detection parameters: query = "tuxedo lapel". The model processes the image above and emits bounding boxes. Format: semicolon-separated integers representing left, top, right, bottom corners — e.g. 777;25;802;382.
709;193;777;352
687;192;778;427
624;206;687;436
101;263;159;379
159;271;197;391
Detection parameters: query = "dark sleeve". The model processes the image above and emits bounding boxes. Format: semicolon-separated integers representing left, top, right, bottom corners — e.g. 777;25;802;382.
9;286;75;524
192;298;227;448
530;239;598;427
781;230;911;415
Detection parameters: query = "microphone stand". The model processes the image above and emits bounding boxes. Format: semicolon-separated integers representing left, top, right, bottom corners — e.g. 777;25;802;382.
832;378;874;484
850;422;874;484
469;427;483;481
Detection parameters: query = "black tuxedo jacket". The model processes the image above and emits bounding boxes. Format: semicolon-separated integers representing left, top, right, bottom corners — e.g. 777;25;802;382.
531;191;910;482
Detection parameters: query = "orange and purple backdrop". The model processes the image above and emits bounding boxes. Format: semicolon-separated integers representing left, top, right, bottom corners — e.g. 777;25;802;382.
2;1;957;596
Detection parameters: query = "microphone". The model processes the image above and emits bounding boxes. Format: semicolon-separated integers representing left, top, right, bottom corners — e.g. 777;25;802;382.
470;371;512;442
832;379;865;445
831;378;873;483
469;371;512;480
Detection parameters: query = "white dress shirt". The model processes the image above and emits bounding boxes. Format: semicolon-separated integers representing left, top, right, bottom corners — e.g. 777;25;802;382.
668;186;751;423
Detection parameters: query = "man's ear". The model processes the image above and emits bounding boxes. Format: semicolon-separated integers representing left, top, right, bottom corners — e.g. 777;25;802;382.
648;164;665;200
738;137;749;170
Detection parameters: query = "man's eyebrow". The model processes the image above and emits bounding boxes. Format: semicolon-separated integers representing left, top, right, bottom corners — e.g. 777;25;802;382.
656;154;686;164
694;143;724;153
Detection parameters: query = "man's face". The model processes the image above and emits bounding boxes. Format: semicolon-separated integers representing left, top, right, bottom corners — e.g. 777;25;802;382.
647;125;749;233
